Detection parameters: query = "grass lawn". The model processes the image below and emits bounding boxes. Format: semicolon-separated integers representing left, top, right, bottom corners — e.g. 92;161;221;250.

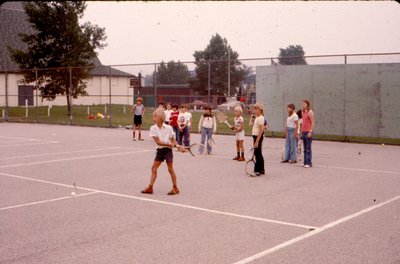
1;104;399;145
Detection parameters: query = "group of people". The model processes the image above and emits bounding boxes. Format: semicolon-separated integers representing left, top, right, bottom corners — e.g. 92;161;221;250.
131;97;314;195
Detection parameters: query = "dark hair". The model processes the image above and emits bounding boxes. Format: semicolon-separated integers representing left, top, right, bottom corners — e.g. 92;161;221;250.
204;105;212;111
171;104;179;110
158;102;164;106
287;104;295;110
296;109;302;119
302;99;311;110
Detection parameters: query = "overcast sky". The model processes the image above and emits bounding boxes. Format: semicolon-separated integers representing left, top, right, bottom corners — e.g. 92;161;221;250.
82;1;400;67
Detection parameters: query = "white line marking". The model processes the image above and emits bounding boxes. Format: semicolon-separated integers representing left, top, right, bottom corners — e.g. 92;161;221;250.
0;135;55;142
209;154;400;176
0;147;130;161
0;150;152;168
0;141;59;147
0;191;98;211
233;194;400;264
0;172;316;230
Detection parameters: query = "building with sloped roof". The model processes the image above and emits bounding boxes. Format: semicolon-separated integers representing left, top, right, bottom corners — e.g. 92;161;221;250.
0;2;136;107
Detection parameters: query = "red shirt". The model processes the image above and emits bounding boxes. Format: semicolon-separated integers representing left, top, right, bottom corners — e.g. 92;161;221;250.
302;110;312;132
170;110;179;127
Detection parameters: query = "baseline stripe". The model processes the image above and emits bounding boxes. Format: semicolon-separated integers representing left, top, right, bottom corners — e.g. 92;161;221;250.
0;172;316;230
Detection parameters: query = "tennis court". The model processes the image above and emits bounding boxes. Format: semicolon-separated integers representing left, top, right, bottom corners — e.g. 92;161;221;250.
0;123;399;264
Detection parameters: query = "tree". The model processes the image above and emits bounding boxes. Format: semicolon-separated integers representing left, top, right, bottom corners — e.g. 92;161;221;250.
190;34;249;97
155;61;191;85
9;2;106;117
278;45;307;65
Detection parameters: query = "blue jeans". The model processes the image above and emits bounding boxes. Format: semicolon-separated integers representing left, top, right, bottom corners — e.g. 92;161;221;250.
284;128;297;161
172;126;179;143
179;126;190;147
302;131;313;166
199;127;213;154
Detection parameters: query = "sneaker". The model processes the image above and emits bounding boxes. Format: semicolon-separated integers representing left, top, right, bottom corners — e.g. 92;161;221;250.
304;165;311;168
141;186;153;194
281;160;289;163
133;138;136;141
233;156;239;160
238;157;245;162
138;138;144;141
289;160;297;164
208;152;213;155
249;172;257;177
259;171;265;175
167;188;179;195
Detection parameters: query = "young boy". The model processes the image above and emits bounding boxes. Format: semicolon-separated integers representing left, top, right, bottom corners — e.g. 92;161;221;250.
141;109;180;195
249;103;265;177
282;104;299;164
164;103;172;125
184;104;192;145
233;106;245;161
178;105;189;147
170;104;180;143
131;97;145;141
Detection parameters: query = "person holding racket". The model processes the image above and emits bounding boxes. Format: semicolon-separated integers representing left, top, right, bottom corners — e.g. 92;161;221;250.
198;105;217;155
141;108;182;195
131;97;145;141
249;103;266;176
233;106;245;161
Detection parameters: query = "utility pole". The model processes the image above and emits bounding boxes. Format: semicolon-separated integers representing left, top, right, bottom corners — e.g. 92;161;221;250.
228;49;231;98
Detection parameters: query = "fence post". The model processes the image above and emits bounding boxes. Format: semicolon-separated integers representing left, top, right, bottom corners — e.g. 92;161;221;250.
69;67;73;123
154;63;157;108
35;68;38;122
108;66;112;127
344;54;347;64
25;99;28;117
208;60;211;104
4;71;8;121
48;105;51;117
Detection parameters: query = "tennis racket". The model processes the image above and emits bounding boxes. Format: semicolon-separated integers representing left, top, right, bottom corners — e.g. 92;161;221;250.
176;143;205;157
216;111;234;130
245;148;255;176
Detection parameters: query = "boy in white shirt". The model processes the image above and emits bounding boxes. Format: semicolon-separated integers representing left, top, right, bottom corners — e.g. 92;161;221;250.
233;106;245;161
164;103;172;125
178;104;190;147
282;104;299;163
141;109;181;195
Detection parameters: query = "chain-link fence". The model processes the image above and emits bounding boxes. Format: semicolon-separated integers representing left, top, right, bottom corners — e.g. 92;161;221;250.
1;52;400;138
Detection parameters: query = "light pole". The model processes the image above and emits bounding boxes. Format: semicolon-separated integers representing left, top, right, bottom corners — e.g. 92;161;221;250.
228;49;231;98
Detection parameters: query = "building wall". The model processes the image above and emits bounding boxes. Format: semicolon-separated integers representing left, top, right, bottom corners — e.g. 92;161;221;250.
256;63;400;139
0;73;132;107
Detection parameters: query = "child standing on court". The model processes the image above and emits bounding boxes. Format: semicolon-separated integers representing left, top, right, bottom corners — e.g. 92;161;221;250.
184;104;192;144
170;104;180;142
282;104;299;164
198;106;217;155
164;103;172;125
141;109;181;195
178;105;190;147
249;103;265;176
131;97;145;141
301;99;315;168
233;106;245;161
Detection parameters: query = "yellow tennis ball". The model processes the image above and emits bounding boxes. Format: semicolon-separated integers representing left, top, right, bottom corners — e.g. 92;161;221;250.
70;191;76;196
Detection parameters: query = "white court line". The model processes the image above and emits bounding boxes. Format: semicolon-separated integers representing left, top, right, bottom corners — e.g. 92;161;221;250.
0;191;98;211
0;172;316;230
0;141;59;147
0;146;130;161
209;154;400;176
0;135;55;142
0;150;151;168
233;194;400;264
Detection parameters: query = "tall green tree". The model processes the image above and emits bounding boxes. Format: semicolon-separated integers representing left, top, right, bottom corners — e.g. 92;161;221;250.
190;34;249;97
278;45;307;65
155;61;190;85
9;1;106;117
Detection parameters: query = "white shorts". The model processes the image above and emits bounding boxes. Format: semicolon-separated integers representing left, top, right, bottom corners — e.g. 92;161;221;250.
236;131;245;141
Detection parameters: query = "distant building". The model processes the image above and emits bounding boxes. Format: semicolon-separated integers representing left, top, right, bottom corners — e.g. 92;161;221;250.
0;2;135;107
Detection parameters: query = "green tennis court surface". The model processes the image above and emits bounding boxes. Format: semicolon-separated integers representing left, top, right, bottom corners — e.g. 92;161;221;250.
0;123;399;263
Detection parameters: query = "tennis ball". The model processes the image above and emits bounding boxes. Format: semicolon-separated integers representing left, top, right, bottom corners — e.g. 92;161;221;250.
70;191;76;196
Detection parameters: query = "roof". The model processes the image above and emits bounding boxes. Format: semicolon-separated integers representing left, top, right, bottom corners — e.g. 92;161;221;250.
0;2;134;78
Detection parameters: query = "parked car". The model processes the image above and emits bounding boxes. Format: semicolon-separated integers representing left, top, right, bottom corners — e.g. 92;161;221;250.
187;100;212;110
217;100;244;112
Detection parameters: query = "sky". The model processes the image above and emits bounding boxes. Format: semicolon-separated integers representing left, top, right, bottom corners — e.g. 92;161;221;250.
81;1;400;68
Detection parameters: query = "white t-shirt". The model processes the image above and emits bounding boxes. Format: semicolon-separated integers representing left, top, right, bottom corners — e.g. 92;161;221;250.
286;113;299;128
133;104;144;116
185;112;192;127
178;112;188;127
149;123;175;146
164;110;171;122
297;118;303;134
234;116;244;131
252;115;265;136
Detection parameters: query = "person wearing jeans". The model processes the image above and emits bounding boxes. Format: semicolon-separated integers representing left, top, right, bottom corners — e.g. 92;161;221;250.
198;106;217;155
282;104;299;163
301;99;315;168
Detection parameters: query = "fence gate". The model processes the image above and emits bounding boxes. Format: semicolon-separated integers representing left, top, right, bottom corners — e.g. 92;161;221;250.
18;85;34;106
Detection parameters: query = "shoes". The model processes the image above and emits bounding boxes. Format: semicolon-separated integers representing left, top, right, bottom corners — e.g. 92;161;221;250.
249;172;263;177
167;188;180;195
141;186;153;194
233;156;239;160
133;138;136;141
238;157;245;161
281;160;289;163
289;160;297;164
304;165;311;168
208;152;213;155
138;138;144;141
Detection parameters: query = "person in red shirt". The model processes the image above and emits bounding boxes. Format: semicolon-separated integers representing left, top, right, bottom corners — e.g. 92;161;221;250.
169;104;180;143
